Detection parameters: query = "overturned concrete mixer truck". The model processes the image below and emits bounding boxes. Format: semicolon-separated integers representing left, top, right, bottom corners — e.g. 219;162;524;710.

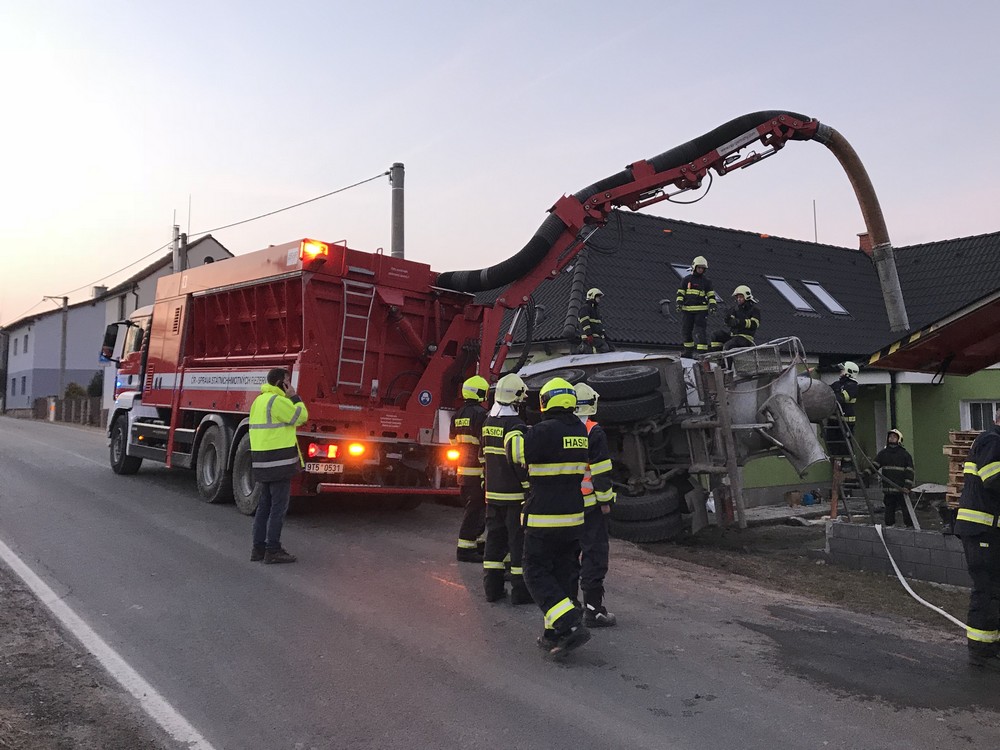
434;110;910;542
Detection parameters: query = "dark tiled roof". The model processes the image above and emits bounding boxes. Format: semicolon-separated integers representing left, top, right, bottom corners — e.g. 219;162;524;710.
477;211;1000;363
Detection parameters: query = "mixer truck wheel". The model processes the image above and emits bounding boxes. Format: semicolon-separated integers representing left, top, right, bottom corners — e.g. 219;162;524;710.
597;391;665;424
608;512;685;543
196;425;234;504
609;486;681;522
588;365;661;400
524;368;587;391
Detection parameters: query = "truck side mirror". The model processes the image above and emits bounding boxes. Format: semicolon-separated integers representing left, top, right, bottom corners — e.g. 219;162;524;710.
100;323;122;365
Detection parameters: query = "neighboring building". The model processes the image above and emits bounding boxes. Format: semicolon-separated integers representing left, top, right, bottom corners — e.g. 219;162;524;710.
484;211;1000;494
0;235;232;416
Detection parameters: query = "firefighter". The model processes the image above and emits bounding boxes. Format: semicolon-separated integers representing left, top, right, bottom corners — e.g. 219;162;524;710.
954;411;1000;673
452;375;489;562
710;285;760;351
523;377;592;658
249;368;309;564
481;373;533;604
579;288;611;354
675;255;717;355
834;361;860;431
869;429;915;527
574;383;617;627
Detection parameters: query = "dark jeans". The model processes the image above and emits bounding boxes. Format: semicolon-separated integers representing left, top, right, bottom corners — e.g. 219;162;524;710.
579;508;610;606
961;533;1000;653
523;528;582;635
252;479;292;551
883;493;913;527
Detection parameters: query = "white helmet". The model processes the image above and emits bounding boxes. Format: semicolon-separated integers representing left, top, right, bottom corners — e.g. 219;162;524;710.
839;361;860;378
574;382;600;416
586;287;604;302
732;284;755;302
692;255;708;269
495;373;527;405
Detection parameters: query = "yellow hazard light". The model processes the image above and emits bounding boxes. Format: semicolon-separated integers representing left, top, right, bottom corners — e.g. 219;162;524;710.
446;448;460;462
299;239;330;262
348;442;365;457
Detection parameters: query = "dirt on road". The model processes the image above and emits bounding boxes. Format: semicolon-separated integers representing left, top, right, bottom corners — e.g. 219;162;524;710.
0;513;970;748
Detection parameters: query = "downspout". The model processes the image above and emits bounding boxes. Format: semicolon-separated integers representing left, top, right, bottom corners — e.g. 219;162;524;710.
889;371;898;429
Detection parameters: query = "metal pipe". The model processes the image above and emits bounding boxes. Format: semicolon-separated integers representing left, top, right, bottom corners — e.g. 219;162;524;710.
390;163;404;259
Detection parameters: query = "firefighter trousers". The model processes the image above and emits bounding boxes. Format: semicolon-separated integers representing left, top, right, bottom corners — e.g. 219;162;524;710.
579;507;610;607
962;533;1000;653
523;528;582;635
681;312;708;353
883;493;913;528
456;482;486;551
483;502;526;593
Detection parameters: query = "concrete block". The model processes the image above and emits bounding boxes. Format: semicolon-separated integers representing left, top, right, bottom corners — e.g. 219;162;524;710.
949;552;969;570
945;536;965;553
835;538;875;558
901;562;934;581
946;568;973;588
857;525;881;543
900;546;931;566
918;565;951;585
884;527;915;547
832;523;861;540
929;549;955;569
913;531;947;550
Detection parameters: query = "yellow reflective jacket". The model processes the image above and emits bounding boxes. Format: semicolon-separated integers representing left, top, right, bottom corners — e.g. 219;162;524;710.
249;383;309;482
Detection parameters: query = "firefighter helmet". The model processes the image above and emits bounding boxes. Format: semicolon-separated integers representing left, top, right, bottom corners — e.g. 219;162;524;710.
586;287;604;302
495;373;527;405
732;284;755;301
574;382;600;416
539;377;577;412
839;361;860;378
692;255;708;269
887;428;903;443
461;375;489;401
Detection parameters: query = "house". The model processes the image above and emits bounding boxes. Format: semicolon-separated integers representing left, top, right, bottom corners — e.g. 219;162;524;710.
0;235;231;417
485;211;1000;497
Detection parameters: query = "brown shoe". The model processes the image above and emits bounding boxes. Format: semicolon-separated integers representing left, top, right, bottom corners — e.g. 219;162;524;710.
264;548;297;564
250;546;265;562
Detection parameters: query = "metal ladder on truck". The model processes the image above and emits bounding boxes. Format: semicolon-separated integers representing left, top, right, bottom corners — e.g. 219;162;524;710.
336;279;376;392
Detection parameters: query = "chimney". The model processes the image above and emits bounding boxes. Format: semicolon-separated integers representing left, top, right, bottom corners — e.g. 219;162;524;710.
92;285;108;299
857;232;873;256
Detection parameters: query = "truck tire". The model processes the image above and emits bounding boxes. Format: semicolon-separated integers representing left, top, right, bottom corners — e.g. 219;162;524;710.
232;433;262;516
524;368;587;391
609;512;685;543
610;486;681;522
588;365;661;400
598;391;666;424
196;426;233;504
109;415;142;475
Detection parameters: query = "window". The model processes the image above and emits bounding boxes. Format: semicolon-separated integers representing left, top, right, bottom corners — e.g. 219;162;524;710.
13;338;17;356
671;263;690;279
802;281;849;315
962;401;1000;431
20;376;26;395
765;276;815;312
23;334;27;352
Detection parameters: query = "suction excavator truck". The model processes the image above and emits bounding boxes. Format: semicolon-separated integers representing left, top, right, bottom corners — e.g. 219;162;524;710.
102;110;907;540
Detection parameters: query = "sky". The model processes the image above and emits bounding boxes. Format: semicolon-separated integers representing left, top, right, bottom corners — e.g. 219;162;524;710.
2;1;998;325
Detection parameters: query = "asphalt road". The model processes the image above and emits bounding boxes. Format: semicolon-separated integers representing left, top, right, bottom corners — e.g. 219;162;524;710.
2;416;999;750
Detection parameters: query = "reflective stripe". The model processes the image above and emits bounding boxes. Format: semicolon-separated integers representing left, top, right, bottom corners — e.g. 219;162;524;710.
265;394;279;424
510;566;523;576
483;447;507;456
596;488;615;503
454;435;480;444
457;539;478;549
506;432;525;466
503;552;511;563
980;461;1000;482
249;422;290;430
252;457;300;468
525;512;585;528
681;304;709;312
528;462;588;476
483;561;506;570
967;626;1000;643
590;458;611;474
544;597;576;629
957;508;998;527
583;493;597;508
965;462;979;475
486;490;525;502
457;466;484;476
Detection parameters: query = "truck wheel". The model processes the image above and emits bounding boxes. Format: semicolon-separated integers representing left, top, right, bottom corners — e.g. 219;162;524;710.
588;365;661;400
610;486;681;522
232;434;262;516
196;426;233;504
109;415;142;475
524;368;587;391
598;391;665;424
608;512;685;543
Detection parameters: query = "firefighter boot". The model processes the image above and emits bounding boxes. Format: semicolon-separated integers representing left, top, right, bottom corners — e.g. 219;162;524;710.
250;545;265;562
264;548;297;564
456;547;484;563
968;647;1000;673
537;629;558;650
583;593;617;627
484;571;506;603
547;624;592;660
509;580;534;606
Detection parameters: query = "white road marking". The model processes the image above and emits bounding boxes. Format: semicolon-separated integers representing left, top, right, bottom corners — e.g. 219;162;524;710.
0;538;217;750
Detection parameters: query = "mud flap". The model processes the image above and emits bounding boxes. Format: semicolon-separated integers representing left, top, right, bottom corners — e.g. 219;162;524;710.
686;485;711;535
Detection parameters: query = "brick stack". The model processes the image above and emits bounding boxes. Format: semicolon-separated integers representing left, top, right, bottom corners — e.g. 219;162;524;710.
943;429;982;508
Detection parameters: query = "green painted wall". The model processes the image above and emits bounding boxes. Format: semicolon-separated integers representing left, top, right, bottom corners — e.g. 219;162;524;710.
742;452;831;488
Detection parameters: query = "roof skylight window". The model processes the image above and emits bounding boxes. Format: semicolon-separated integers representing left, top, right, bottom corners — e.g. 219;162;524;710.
671;263;690;279
802;280;849;315
765;276;815;312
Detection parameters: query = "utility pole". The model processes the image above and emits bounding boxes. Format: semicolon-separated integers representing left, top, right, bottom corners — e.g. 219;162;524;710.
390;162;405;259
171;223;181;272
812;199;818;243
